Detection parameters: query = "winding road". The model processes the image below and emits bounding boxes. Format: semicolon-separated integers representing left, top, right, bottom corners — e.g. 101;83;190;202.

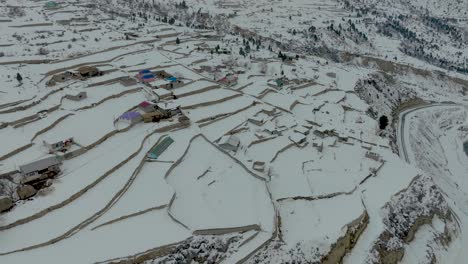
397;102;468;263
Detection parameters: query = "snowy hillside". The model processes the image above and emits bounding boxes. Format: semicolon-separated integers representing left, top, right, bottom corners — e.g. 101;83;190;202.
0;0;467;263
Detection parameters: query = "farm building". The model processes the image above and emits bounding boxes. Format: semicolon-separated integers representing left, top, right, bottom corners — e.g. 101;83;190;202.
19;156;62;178
218;135;240;152
147;137;174;160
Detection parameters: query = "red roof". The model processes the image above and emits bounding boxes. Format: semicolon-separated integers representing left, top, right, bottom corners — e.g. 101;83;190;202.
139;101;152;108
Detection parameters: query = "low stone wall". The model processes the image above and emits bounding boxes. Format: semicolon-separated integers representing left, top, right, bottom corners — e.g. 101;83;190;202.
175;84;220;98
321;211;369;264
31;113;74;141
270;143;295;163
197;103;255;128
0;88;62;114
181;94;242;110
193;224;261;236
73;88;141;111
0;143;33;162
95;240;186;264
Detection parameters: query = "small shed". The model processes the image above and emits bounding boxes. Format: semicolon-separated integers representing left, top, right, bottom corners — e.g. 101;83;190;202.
218;135;240;152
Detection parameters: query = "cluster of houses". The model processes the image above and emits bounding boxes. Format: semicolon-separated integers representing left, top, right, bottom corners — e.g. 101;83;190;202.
136;69;184;91
117;100;189;126
47;66;103;86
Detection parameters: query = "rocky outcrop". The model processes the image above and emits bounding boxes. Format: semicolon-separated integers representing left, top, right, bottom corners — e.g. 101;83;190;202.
0;196;13;212
16;185;37;200
369;175;458;264
322;210;369;264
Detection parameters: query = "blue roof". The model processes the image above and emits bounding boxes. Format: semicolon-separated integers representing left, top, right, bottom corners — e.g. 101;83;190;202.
120;111;141;120
142;74;155;79
166;76;177;82
139;69;151;74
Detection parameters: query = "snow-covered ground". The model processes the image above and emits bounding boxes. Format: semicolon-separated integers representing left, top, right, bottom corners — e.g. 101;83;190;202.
0;0;467;263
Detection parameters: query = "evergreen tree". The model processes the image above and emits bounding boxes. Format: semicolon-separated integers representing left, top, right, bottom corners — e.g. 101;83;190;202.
176;37;180;44
16;73;22;83
239;47;245;57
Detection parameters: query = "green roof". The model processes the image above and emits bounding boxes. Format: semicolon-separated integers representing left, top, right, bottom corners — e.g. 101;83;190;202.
147;137;174;160
45;1;58;7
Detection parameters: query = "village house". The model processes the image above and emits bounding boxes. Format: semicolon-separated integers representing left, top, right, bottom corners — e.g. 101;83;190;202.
156;102;181;116
19;156;62;179
218;135;240;152
44;138;74;153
